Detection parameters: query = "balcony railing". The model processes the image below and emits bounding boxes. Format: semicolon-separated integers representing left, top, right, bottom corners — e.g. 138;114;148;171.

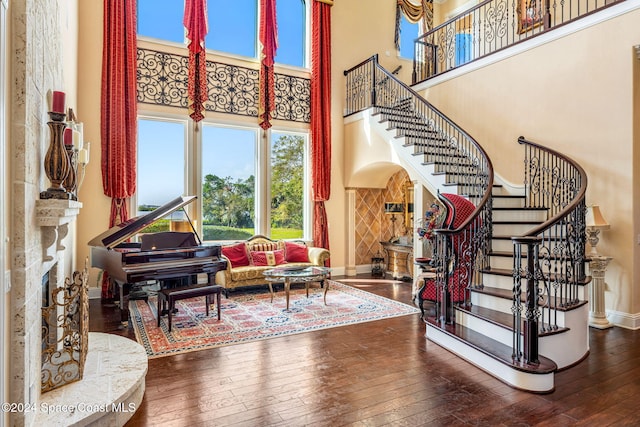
413;0;625;83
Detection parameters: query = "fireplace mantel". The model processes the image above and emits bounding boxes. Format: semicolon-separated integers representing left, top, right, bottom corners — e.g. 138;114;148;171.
35;198;83;226
35;199;83;264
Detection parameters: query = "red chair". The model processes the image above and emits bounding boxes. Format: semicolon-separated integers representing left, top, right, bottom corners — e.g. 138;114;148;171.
417;193;477;318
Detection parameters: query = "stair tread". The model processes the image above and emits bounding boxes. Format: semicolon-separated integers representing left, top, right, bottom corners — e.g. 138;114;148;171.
425;318;557;374
456;305;569;337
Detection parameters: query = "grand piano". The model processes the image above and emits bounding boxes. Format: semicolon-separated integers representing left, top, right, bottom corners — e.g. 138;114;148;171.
89;195;227;322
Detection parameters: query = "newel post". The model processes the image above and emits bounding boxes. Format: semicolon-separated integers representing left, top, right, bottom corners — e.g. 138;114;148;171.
513;236;541;365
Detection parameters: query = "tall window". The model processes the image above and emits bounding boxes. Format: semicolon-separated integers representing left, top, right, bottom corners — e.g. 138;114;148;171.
201;126;257;240
398;15;419;60
137;118;187;231
137;0;308;68
270;132;306;238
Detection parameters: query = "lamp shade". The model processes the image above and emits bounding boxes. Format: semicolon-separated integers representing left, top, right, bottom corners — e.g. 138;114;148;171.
384;202;403;213
585;205;609;230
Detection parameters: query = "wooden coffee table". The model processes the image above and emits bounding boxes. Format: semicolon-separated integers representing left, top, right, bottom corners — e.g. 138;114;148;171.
263;266;331;310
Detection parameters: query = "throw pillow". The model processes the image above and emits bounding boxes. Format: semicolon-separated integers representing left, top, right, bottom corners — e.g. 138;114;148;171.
284;241;310;263
221;242;250;268
250;249;286;266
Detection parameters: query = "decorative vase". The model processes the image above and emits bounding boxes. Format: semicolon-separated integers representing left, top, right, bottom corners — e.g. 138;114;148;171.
40;112;72;199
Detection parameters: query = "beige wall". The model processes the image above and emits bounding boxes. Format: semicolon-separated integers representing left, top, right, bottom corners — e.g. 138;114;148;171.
422;8;640;320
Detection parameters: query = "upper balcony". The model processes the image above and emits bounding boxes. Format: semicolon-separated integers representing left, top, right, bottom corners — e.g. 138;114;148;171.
412;0;628;85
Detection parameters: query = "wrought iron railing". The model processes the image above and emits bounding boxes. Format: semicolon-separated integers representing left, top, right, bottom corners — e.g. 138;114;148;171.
136;47;310;122
344;54;494;325
511;136;587;364
413;0;625;83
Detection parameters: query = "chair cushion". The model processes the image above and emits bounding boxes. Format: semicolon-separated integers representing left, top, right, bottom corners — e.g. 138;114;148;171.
222;242;250;268
284;241;310;263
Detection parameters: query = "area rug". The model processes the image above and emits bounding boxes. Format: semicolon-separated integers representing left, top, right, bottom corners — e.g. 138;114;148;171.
130;280;420;358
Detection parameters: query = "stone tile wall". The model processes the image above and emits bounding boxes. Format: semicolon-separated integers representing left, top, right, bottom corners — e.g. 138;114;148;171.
9;1;71;425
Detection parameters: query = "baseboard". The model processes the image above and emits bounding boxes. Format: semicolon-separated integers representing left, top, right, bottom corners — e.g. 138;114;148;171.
607;310;640;330
88;287;102;300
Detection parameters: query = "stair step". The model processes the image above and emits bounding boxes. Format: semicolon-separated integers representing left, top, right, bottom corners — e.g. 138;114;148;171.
456;305;569;337
426;317;557;375
471;285;589;311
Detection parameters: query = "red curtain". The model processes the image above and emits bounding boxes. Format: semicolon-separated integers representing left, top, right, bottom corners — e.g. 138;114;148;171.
100;0;138;299
311;0;332;254
259;0;278;129
184;0;209;122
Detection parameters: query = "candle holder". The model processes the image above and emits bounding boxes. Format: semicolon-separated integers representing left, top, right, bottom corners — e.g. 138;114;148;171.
40;112;73;200
62;145;78;200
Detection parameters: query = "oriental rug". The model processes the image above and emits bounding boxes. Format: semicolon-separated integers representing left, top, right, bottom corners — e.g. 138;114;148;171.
130;280;419;358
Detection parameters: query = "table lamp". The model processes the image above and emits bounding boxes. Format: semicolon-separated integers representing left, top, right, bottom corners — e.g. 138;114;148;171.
585;205;609;256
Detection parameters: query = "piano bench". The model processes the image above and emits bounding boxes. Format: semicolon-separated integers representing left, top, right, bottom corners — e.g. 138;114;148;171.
157;283;222;332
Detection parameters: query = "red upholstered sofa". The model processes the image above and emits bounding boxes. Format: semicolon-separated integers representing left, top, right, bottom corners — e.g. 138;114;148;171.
215;235;330;294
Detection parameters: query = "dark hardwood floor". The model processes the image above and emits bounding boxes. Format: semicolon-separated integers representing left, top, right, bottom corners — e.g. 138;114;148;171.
90;275;640;426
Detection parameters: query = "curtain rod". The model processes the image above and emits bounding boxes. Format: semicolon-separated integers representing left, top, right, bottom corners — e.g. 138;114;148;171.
315;0;334;5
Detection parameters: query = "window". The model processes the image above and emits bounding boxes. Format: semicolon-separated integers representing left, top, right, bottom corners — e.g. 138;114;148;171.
398;15;419;60
137;0;184;43
137;0;308;67
270;132;306;238
201;125;257;240
275;0;307;67
137;118;187;232
207;0;257;58
136;118;310;242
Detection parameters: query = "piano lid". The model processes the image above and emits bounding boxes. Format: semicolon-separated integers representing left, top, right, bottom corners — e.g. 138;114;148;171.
88;195;197;249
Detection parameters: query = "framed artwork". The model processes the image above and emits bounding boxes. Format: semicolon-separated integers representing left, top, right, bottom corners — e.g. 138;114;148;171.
519;0;544;33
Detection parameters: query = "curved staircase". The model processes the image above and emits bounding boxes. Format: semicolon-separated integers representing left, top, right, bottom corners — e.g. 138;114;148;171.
344;55;590;393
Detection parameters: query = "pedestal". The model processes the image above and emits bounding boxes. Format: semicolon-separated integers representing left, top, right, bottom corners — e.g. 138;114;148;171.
589;255;613;329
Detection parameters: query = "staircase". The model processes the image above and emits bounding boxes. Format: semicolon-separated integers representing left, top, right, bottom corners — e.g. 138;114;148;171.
344;55;590;393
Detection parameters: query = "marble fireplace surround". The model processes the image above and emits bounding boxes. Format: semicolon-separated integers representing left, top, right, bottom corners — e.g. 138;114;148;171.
24;200;148;426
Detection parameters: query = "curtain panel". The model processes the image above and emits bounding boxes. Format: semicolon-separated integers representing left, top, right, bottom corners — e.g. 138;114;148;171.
395;0;434;50
311;0;332;255
100;0;138;299
259;0;278;129
184;0;209;122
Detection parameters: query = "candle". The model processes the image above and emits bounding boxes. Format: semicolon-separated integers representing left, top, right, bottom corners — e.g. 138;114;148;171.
85;142;90;164
75;122;84;143
78;148;88;165
52;91;65;113
63;128;73;146
72;130;83;151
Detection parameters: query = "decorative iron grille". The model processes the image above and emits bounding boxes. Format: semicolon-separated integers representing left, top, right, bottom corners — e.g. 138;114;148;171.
41;263;89;393
136;47;310;123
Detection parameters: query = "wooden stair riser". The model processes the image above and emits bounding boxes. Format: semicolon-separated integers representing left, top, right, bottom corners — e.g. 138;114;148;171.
493;209;547;223
492;196;526;209
470;291;572;326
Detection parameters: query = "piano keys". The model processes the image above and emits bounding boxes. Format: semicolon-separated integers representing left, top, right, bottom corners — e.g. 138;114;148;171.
89;195;227;322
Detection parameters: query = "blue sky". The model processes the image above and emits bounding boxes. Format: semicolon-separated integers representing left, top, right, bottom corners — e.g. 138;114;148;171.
136;0;306;208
